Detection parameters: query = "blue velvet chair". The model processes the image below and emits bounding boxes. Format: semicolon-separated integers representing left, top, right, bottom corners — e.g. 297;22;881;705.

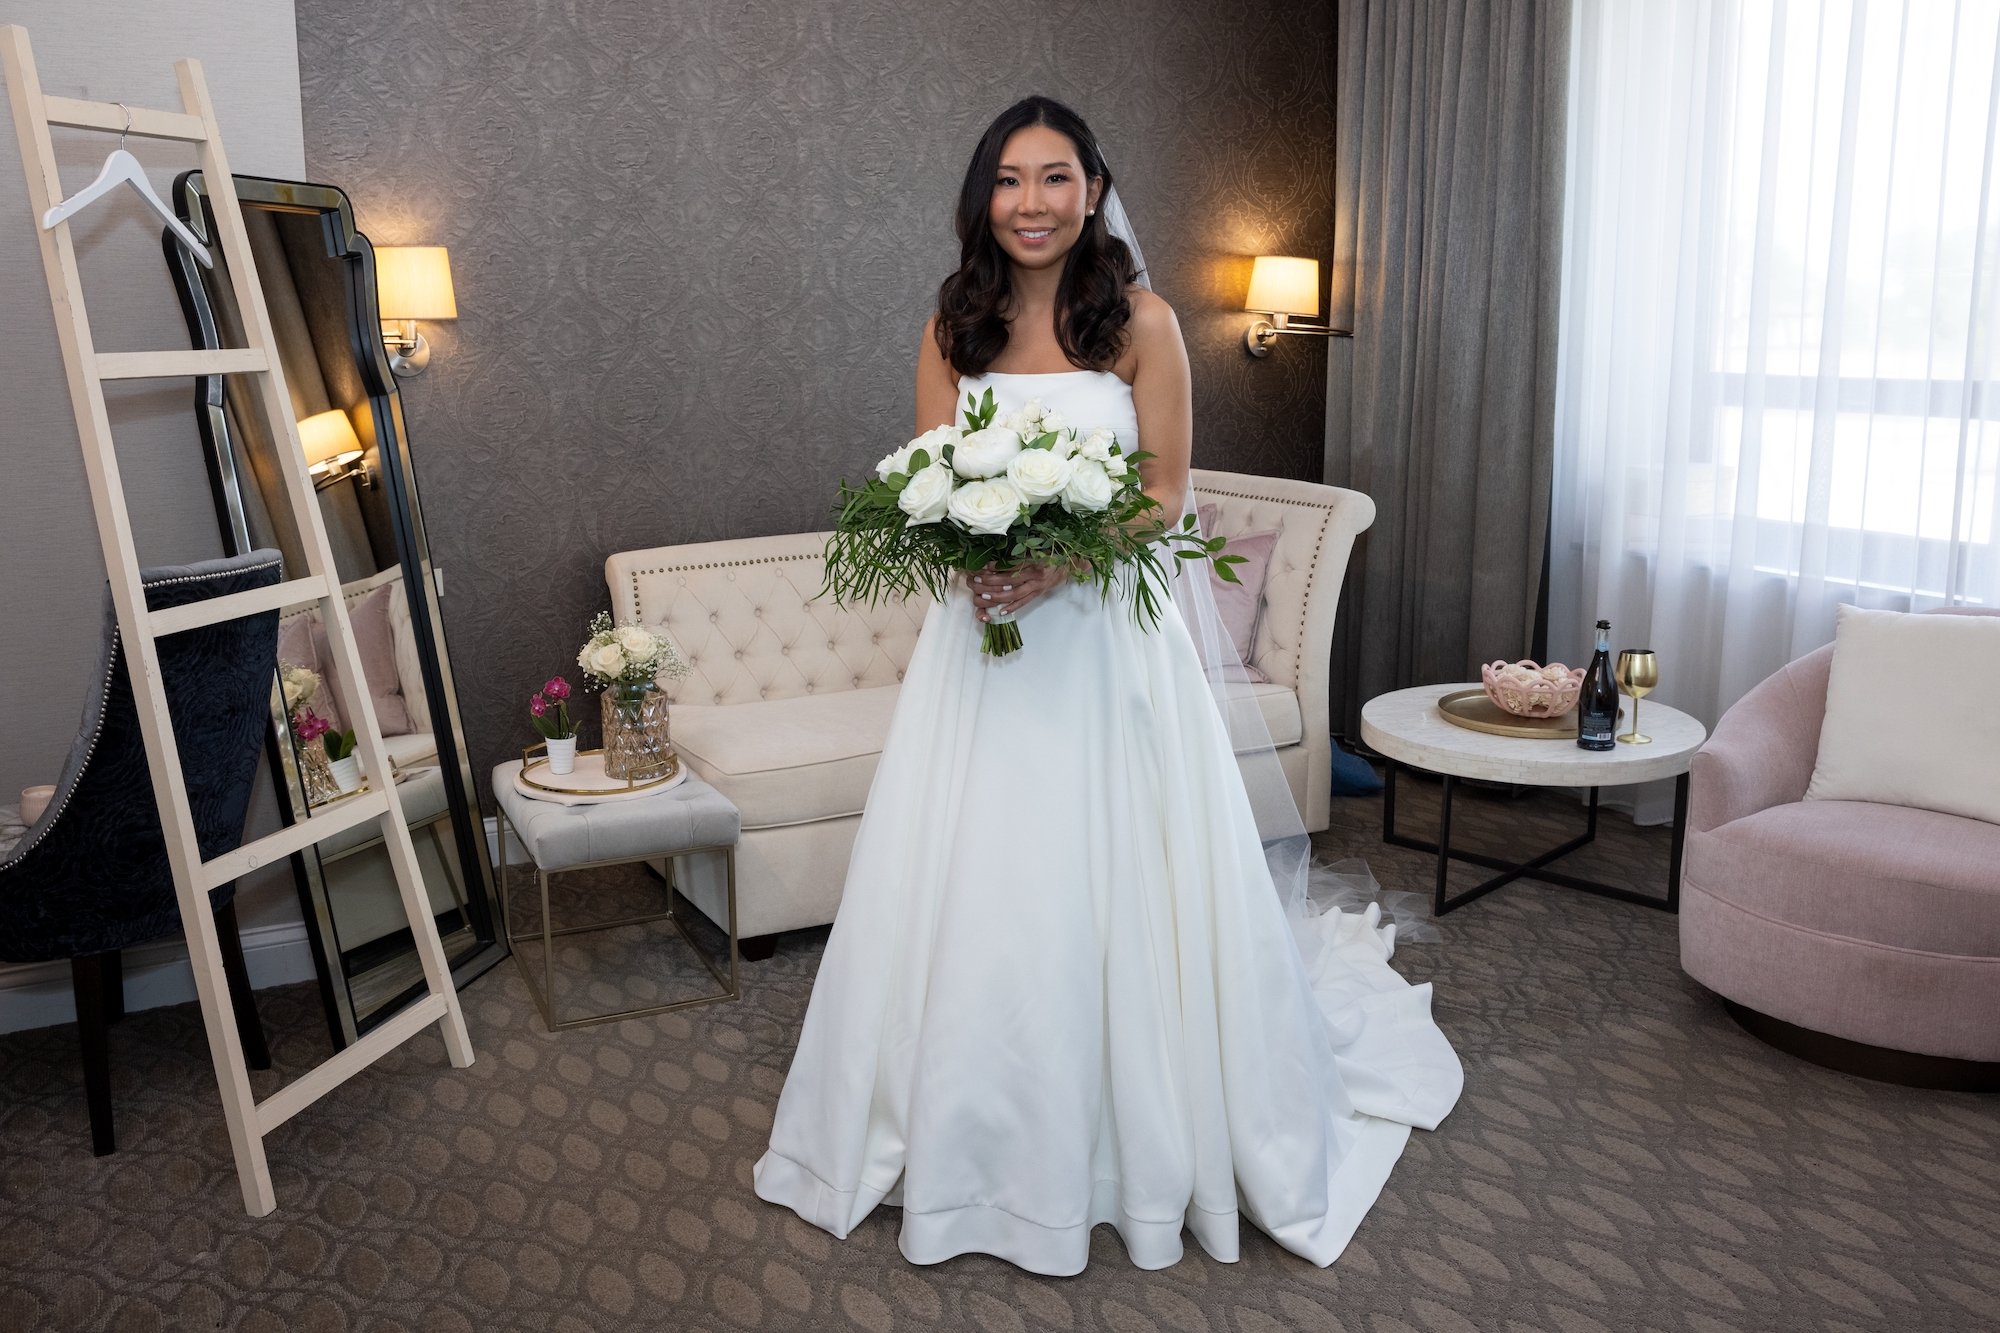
0;550;287;1155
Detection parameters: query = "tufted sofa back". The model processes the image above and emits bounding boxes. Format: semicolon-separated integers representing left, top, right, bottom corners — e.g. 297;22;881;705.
608;533;934;707
606;470;1377;715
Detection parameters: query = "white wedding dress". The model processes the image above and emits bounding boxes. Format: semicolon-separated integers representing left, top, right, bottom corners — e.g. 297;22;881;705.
753;370;1462;1275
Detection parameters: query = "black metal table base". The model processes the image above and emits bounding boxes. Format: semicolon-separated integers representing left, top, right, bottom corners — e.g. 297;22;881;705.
1383;762;1689;916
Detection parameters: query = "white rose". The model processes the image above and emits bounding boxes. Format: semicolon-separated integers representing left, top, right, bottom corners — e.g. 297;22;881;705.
1005;448;1074;503
1102;452;1129;478
1048;430;1079;460
878;424;959;480
998;410;1031;434
584;642;628;677
875;441;919;480
951;425;1023;479
1060;460;1116;513
947;478;1025;535
1021;398;1045;424
1039;410;1067;435
897;461;954;524
1079;429;1118;462
615;625;657;657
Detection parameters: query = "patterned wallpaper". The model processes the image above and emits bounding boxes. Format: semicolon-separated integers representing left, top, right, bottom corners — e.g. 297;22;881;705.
296;0;1337;786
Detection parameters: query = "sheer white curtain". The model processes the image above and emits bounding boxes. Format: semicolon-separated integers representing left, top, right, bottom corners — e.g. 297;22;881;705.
1553;0;2000;758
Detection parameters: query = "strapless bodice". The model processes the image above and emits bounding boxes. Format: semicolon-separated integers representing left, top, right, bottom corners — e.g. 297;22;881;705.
956;370;1139;451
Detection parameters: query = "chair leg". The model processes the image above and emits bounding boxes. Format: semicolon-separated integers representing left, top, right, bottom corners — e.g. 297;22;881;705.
215;899;271;1072
70;954;116;1157
101;948;124;1023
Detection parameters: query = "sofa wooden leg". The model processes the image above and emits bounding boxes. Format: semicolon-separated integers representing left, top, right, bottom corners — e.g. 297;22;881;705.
70;954;116;1157
739;935;777;962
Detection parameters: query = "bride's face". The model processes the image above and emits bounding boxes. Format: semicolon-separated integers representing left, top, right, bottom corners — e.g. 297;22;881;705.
988;124;1103;274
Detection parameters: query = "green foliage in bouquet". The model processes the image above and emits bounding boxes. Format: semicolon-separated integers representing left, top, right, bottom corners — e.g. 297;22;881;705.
823;388;1242;655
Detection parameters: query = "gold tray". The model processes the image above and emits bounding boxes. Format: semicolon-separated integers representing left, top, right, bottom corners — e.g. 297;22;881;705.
518;742;679;796
1436;688;1617;740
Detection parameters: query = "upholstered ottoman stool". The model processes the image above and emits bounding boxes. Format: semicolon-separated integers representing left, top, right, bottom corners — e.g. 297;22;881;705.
492;761;740;1031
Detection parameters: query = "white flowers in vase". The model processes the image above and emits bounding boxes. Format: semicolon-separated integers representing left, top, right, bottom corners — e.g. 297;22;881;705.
577;612;689;693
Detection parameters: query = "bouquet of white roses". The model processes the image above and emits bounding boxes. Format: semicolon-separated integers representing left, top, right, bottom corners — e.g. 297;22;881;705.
576;612;690;695
824;387;1239;656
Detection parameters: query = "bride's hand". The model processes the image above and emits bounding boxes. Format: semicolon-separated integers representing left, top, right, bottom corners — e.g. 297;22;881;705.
968;561;1069;622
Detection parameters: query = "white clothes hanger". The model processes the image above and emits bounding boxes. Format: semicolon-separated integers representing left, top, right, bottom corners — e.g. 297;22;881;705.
40;102;213;267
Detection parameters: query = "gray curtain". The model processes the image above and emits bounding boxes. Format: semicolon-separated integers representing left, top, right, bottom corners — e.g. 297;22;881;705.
1325;0;1569;735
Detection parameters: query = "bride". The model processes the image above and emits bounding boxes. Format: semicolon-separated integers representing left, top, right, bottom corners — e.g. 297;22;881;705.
752;95;1462;1276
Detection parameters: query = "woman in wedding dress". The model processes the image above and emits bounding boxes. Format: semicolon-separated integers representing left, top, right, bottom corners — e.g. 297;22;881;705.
752;95;1462;1276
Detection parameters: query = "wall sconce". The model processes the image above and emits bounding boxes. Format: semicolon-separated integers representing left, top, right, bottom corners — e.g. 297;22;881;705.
1243;255;1349;357
375;245;457;378
298;408;371;490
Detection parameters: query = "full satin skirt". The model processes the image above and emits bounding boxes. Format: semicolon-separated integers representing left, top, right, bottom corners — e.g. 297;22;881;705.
753;581;1462;1275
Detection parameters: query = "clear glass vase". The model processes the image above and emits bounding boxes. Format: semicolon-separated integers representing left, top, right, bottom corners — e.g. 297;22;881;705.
601;682;676;781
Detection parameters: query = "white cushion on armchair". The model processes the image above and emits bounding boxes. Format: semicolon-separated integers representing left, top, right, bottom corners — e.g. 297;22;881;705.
1807;604;2000;824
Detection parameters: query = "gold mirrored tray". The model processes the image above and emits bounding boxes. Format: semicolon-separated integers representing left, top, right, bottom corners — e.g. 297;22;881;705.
1436;687;1618;740
518;743;680;796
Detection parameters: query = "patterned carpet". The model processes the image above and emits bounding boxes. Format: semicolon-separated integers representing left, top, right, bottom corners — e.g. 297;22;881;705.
2;775;1995;1332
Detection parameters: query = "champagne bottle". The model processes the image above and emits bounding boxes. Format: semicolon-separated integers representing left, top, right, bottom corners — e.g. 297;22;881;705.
1577;619;1617;751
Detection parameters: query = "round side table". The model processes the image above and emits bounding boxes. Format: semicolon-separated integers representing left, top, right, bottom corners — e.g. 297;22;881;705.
1360;684;1708;916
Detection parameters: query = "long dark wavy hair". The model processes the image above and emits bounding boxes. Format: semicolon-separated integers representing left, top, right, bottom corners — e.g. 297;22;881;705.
935;96;1141;377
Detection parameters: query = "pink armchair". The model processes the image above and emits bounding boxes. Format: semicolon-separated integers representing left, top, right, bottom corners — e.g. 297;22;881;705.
1679;607;2000;1087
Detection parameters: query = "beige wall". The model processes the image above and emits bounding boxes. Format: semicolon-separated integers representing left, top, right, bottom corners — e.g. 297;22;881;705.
0;1;306;1024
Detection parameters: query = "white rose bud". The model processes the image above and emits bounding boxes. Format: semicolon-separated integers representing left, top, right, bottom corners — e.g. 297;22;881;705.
951;425;1023;479
947;478;1026;535
1038;409;1067;435
1005;448;1075;503
897;461;954;524
1060;459;1116;513
1021;398;1045;424
1080;429;1118;462
1049;430;1080;460
998;410;1029;433
1102;452;1129;478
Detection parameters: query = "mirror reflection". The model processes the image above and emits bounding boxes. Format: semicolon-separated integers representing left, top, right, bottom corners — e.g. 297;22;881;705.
167;173;503;1041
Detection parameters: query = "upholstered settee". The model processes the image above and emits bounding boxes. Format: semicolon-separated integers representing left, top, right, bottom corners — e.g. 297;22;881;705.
1679;607;2000;1080
605;469;1376;945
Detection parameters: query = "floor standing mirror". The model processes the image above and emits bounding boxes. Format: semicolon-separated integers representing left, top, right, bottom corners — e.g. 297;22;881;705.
165;172;505;1045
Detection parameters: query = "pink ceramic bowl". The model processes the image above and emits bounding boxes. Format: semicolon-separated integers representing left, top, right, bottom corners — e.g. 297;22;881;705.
1481;660;1585;718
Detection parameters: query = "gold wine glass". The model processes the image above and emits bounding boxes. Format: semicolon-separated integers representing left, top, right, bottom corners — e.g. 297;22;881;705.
1616;649;1659;744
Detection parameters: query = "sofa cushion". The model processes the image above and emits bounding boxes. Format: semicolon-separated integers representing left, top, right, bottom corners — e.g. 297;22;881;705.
1689;798;2000;955
673;677;1301;830
1220;680;1303;751
669;685;902;829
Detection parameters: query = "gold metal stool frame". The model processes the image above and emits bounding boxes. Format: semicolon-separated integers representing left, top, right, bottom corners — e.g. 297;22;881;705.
497;807;740;1032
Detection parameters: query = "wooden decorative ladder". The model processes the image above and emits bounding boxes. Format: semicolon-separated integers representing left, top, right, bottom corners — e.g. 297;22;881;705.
1;25;474;1216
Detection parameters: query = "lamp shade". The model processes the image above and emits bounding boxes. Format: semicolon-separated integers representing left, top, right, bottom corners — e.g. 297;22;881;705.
375;245;458;321
1245;256;1321;318
297;408;363;469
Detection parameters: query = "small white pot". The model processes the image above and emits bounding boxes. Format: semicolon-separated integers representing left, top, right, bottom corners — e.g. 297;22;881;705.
545;736;578;775
328;755;362;793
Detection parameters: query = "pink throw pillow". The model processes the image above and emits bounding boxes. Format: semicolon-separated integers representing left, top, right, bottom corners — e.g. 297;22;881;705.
349;584;414;737
276;611;344;733
1197;504;1276;683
